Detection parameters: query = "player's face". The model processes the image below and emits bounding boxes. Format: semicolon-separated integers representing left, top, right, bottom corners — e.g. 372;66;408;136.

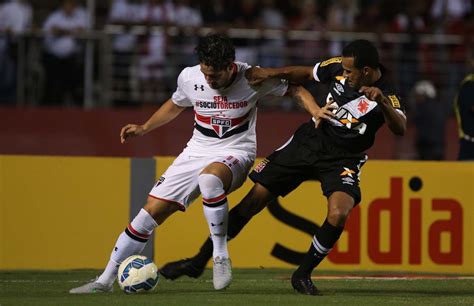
342;57;368;90
200;63;234;89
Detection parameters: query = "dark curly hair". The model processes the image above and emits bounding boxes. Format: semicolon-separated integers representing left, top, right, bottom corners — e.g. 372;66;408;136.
195;34;235;71
342;39;379;69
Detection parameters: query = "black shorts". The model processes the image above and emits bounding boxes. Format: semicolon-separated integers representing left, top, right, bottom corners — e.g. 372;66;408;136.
249;124;368;204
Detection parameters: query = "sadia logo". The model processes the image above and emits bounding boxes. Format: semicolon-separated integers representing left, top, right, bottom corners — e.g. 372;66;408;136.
269;177;463;266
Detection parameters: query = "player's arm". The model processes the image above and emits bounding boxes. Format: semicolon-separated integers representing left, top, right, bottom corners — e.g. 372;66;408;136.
359;86;407;136
246;57;343;86
286;85;336;128
246;66;314;86
120;99;186;143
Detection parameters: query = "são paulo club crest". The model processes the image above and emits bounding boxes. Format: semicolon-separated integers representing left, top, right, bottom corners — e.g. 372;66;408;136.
211;117;232;137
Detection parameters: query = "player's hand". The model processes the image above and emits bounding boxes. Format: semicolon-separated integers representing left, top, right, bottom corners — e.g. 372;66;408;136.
359;86;385;104
120;124;146;143
314;102;337;128
246;67;270;86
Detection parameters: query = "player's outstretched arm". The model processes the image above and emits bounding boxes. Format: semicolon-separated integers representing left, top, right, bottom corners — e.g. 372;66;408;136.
287;85;337;128
286;85;319;115
359;86;407;136
120;99;186;143
246;66;314;86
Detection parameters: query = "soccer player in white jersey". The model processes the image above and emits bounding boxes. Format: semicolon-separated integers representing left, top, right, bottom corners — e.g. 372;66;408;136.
70;34;321;293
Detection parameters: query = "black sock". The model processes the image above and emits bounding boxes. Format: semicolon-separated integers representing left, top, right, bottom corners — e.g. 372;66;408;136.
227;206;252;238
294;219;344;276
192;207;251;267
192;237;213;268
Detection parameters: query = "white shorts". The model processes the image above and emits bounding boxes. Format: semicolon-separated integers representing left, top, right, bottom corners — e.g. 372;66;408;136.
149;150;254;211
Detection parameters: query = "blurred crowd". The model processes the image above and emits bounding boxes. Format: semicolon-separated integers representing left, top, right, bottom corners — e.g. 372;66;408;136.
0;0;473;160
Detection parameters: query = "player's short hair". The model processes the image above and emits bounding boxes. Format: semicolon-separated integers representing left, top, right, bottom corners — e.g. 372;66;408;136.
195;34;235;71
342;39;379;69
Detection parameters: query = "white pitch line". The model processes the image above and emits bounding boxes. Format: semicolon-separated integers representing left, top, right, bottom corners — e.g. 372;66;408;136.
0;276;473;283
312;276;474;280
0;280;85;283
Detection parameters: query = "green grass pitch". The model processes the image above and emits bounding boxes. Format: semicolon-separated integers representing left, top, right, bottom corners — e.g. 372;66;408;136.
1;269;473;306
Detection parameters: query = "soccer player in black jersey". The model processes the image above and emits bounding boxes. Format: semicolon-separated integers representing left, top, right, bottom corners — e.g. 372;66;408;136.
454;50;474;160
159;39;407;295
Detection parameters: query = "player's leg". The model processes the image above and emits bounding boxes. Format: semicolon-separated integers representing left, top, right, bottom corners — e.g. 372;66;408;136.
96;198;178;285
198;162;233;290
291;155;367;295
199;153;264;290
159;182;273;280
160;138;306;281
195;182;273;265
69;197;180;294
291;191;355;295
199;163;232;259
71;151;199;293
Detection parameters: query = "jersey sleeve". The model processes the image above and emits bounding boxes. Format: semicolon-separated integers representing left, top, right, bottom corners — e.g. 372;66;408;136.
260;78;289;97
385;92;406;119
171;68;193;107
312;57;344;84
458;78;474;110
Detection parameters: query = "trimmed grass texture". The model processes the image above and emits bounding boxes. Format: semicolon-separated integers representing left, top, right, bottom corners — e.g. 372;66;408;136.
1;269;473;306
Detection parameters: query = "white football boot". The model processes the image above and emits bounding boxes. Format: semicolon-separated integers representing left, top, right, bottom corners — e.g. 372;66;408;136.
213;256;232;290
69;277;113;294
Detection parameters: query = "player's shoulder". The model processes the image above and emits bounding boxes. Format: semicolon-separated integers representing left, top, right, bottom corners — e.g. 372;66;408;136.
377;68;399;95
318;56;343;67
380;84;401;108
378;79;397;94
180;65;201;78
313;57;344;82
377;79;402;108
177;65;204;84
233;61;252;81
235;61;252;72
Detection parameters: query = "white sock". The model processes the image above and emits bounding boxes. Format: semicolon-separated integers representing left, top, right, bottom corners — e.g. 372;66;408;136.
199;174;229;259
97;209;158;286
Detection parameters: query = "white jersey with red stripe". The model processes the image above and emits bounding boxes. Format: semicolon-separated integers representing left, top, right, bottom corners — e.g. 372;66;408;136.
171;62;288;159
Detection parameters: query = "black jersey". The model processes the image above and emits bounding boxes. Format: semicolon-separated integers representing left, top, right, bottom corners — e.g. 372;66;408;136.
455;73;474;139
304;57;405;153
454;73;474;160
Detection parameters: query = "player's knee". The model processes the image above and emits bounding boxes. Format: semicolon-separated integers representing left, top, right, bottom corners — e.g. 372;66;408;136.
327;205;352;227
327;191;355;226
236;183;272;218
143;196;179;224
198;173;225;199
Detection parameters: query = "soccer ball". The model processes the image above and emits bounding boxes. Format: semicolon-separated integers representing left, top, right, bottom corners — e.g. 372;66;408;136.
117;255;159;294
